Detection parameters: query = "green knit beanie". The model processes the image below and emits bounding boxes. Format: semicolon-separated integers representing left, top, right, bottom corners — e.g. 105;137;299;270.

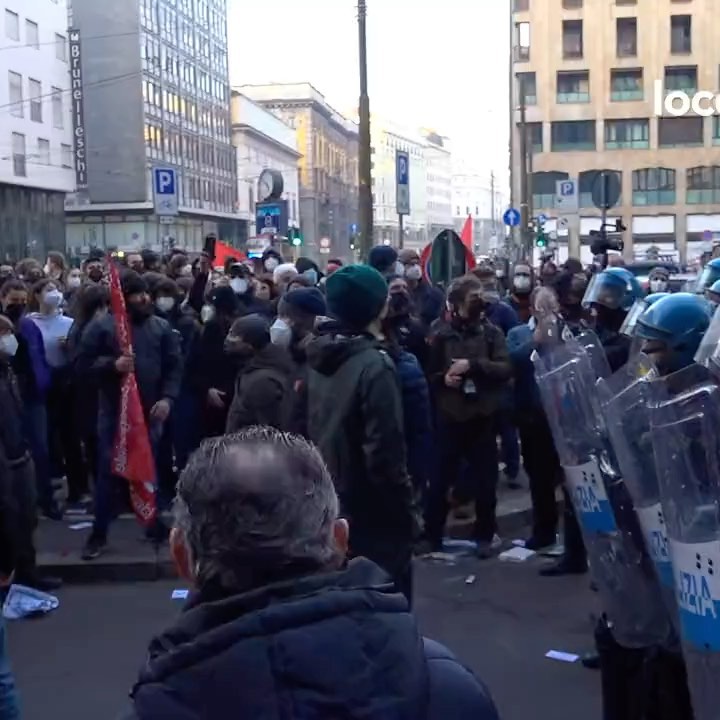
326;264;388;330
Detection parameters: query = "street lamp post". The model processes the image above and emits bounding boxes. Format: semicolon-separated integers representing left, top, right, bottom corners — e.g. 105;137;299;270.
357;0;374;260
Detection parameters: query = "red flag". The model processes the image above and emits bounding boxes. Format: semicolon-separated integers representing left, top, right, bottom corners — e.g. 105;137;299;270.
107;260;157;527
213;240;245;268
460;215;473;251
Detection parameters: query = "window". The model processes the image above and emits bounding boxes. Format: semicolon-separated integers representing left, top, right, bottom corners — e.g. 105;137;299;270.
557;70;590;103
8;71;22;118
551;120;595;151
55;33;66;61
51;88;63;129
611;68;643;101
670;15;692;54
29;79;42;122
37;138;50;165
532;171;569;209
526;122;542;153
714;117;720;145
517;72;536;104
687;166;720;204
514;21;530;61
61;143;72;168
513;0;529;9
605;119;649;149
664;65;697;93
562;20;583;59
562;0;582;7
4;10;18;40
11;132;26;177
25;20;39;49
658;116;703;147
616;17;637;57
632;168;676;206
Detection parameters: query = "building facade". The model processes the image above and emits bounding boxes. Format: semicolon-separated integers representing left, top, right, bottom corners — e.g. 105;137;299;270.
239;83;358;262
65;0;241;257
423;130;454;241
230;91;301;243
511;0;720;264
452;161;506;255
0;0;74;263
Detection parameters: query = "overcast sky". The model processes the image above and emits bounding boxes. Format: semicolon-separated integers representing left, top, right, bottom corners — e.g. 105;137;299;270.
228;0;510;189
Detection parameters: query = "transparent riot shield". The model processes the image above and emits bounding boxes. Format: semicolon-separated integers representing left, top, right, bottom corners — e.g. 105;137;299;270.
649;364;720;720
533;334;672;649
598;356;679;638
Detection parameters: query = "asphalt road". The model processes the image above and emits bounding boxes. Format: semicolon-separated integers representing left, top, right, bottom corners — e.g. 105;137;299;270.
6;552;601;720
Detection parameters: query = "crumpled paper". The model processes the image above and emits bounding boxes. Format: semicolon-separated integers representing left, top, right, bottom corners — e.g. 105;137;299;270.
2;584;59;620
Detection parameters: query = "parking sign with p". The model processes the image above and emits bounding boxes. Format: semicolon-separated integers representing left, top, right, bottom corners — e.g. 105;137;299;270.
153;166;178;216
555;178;578;213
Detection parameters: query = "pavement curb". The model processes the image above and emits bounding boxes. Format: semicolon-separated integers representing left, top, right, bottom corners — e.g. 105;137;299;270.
38;502;558;584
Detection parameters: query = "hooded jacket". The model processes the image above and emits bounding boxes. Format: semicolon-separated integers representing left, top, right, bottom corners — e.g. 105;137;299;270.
226;343;295;432
124;559;500;720
306;331;417;558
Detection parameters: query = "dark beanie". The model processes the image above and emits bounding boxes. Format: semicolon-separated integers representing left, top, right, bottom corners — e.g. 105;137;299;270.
281;287;326;317
326;264;388;330
210;286;239;316
121;270;148;297
230;313;270;349
368;245;398;273
295;257;319;275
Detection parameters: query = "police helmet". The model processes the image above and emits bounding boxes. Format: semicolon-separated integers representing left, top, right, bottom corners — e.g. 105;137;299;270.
620;292;670;337
635;293;713;373
696;257;720;293
583;267;643;312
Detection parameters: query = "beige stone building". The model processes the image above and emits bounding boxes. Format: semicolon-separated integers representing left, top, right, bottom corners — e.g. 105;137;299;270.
510;0;720;264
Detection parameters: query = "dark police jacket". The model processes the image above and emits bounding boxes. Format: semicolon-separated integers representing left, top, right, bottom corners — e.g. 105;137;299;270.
76;312;182;421
124;559;500;720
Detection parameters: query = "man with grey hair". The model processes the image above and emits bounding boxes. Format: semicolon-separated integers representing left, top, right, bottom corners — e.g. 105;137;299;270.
124;427;500;720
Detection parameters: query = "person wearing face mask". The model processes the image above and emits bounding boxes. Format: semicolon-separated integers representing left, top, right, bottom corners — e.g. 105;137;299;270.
507;264;534;324
227;263;271;318
0;313;61;593
261;248;283;275
272;262;299;296
386;276;429;370
15;258;44;285
29;279;81;513
167;253;193;281
63;268;84;317
76;270;182;560
397;249;445;328
225;314;295;433
647;266;670;295
295;257;321;288
0;265;14;284
43;251;67;289
272;288;327;437
421;274;512;560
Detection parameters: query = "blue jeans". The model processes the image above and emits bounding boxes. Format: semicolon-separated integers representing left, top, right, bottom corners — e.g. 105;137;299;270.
0;617;19;720
497;413;520;479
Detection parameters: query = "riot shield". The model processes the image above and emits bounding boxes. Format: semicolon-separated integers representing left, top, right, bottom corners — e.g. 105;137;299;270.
598;356;679;638
533;334;672;649
649;364;720;720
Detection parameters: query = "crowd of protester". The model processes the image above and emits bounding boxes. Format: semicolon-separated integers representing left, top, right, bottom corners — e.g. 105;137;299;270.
0;237;667;717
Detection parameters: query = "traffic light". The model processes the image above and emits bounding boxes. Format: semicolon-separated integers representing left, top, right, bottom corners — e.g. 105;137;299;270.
535;228;547;248
288;227;302;247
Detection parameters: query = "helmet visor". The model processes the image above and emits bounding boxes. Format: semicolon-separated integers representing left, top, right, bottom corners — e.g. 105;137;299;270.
620;298;650;337
582;274;624;310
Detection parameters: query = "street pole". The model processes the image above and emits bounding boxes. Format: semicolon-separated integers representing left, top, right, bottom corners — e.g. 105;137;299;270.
518;77;532;262
490;170;497;254
398;213;404;249
357;0;374;260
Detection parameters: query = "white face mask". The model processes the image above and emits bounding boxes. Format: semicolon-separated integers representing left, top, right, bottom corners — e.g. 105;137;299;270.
270;318;292;348
156;297;175;313
230;278;248;294
303;269;318;285
264;257;279;272
405;264;423;281
66;275;82;289
649;279;667;293
43;289;63;308
180;264;193;277
394;261;405;277
200;305;215;324
0;333;18;358
513;276;532;292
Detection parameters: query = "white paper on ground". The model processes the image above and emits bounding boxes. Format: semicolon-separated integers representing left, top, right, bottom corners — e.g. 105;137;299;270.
545;650;580;663
424;552;457;563
68;522;93;530
498;547;536;562
171;589;189;600
443;539;477;551
511;539;526;548
3;584;59;619
465;575;476;585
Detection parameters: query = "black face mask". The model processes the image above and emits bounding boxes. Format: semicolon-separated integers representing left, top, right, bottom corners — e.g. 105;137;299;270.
128;302;153;323
465;297;485;323
388;292;411;317
88;269;104;282
4;303;26;323
594;305;625;334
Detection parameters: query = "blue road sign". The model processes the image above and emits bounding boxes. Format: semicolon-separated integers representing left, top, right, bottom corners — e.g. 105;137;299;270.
503;208;521;227
153;166;178;216
396;150;410;215
537;213;548;225
350;223;358;234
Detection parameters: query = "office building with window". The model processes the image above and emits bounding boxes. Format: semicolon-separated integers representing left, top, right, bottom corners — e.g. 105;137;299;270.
0;0;74;263
239;83;359;261
65;0;241;257
511;0;720;264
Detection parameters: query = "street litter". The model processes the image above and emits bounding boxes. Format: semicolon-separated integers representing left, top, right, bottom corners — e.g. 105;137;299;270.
498;547;536;562
545;650;580;663
465;575;476;585
68;522;93;531
3;584;59;620
172;589;189;600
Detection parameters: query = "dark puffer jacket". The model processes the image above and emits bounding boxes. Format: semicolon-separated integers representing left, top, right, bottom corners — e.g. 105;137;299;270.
123;559;500;720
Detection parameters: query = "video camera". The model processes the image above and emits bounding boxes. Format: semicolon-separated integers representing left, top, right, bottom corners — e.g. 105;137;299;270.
589;219;626;256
